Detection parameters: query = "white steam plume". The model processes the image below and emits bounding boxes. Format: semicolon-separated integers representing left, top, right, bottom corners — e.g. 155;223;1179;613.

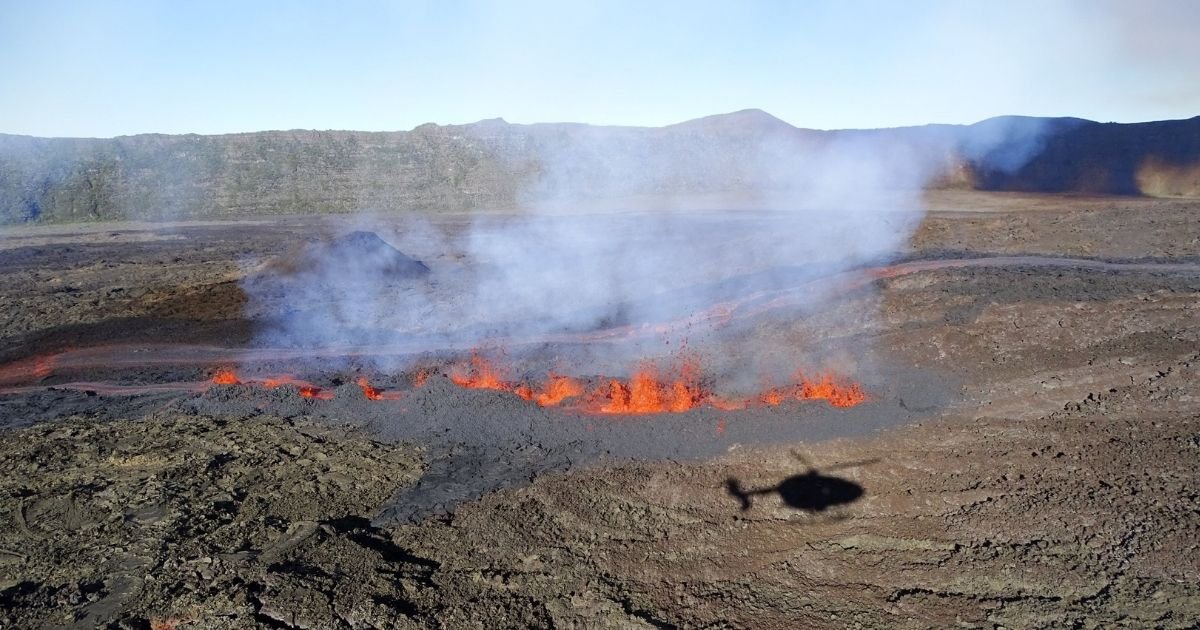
240;112;1049;384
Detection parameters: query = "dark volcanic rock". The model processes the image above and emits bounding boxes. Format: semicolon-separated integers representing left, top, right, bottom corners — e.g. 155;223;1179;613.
964;116;1200;196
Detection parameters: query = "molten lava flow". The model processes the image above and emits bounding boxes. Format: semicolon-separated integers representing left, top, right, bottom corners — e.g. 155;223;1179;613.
357;376;382;400
297;386;333;400
798;373;867;408
759;389;785;406
439;350;868;414
582;358;869;414
448;353;539;402
447;354;584;407
412;368;430;387
356;376;402;401
757;373;868;409
589;361;710;415
211;368;241;385
2;352;869;412
261;375;303;388
198;352;873;413
450;353;509;391
533;373;584;407
33;354;55;380
668;358;704;412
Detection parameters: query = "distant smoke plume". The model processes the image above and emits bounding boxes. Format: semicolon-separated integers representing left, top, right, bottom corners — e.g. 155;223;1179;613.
241;112;1049;383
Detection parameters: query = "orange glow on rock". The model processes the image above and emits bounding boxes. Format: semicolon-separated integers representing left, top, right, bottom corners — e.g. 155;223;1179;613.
357;376;383;400
534;373;584;407
261;374;302;388
356;376;402;401
298;386;333;400
449;352;509;391
447;354;585;407
797;373;867;408
211;368;240;385
709;397;746;411
588;360;710;415
759;389;785;406
440;350;868;414
252;374;334;400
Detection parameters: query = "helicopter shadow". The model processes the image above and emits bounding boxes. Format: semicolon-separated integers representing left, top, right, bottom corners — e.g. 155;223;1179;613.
725;451;879;514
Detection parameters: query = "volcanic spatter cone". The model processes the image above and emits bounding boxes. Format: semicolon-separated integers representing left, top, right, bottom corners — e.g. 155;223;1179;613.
262;230;431;279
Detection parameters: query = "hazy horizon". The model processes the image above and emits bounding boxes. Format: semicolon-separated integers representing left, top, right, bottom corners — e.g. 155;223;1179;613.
2;0;1198;138
4;107;1200;141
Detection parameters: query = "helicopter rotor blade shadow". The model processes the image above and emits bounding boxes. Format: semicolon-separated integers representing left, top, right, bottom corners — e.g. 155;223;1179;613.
820;458;882;473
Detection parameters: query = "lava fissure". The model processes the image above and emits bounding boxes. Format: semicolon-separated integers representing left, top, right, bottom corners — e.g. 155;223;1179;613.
440;353;868;414
0;357;870;416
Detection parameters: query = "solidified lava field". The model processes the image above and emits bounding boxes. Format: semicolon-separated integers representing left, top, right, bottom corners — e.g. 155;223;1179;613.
2;192;1200;628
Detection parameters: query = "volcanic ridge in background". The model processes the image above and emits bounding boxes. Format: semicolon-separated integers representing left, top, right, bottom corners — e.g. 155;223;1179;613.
1;110;1199;223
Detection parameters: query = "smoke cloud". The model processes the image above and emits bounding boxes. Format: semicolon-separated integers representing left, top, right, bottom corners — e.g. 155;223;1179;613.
240;112;1050;387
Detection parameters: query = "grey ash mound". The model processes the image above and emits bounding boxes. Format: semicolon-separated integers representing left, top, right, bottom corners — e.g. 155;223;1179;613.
261;230;430;279
244;230;432;336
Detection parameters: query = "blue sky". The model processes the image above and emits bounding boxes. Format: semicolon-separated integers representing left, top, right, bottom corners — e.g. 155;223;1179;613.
1;0;1196;137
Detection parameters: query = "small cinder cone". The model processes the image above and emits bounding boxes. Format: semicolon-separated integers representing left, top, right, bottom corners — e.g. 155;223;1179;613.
260;230;431;279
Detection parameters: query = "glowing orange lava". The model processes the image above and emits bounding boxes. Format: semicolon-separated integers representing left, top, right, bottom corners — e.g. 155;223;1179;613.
33;354;55;380
798;373;867;408
10;346;867;413
261;375;303;388
297;386;336;400
448;354;585;407
449;352;509;391
533;373;584;407
757;373;868;409
759;389;785;406
587;359;710;415
354;376;402;401
441;350;868;414
513;383;538;402
412;368;430;387
211;368;241;385
357;376;383;400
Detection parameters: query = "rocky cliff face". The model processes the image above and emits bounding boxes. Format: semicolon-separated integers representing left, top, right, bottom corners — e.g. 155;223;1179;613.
0;127;530;223
966;116;1200;196
1;110;1197;223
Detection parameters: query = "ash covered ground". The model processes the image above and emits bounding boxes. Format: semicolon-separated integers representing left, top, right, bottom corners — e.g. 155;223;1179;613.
1;192;1199;627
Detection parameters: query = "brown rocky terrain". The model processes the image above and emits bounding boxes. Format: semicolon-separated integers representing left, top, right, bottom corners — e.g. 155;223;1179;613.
0;191;1197;627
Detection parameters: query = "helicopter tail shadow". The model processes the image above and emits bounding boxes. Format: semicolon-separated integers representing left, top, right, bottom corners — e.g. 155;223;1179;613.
725;478;753;511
